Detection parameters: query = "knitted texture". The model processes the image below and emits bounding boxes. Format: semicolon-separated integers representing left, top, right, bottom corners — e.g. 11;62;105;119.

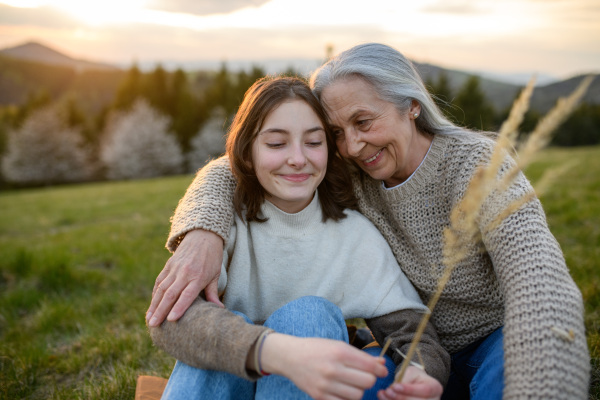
167;133;590;398
167;157;236;252
218;194;427;323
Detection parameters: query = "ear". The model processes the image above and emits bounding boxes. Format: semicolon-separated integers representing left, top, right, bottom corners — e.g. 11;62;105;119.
409;100;422;119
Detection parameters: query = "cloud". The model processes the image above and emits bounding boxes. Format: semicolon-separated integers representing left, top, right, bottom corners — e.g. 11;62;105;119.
0;4;81;28
420;0;485;14
146;0;271;16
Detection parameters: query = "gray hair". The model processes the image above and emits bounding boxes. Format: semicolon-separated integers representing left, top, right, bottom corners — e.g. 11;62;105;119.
310;43;464;136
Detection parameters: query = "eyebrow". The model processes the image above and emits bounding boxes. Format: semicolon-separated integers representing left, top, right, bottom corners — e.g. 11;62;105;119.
258;126;324;135
329;109;367;128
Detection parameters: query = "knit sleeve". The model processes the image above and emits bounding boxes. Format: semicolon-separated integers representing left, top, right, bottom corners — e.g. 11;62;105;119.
166;156;237;252
366;310;450;386
480;167;590;399
149;297;269;381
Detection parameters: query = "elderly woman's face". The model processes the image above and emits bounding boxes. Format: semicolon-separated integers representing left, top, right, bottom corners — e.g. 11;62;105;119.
321;77;429;187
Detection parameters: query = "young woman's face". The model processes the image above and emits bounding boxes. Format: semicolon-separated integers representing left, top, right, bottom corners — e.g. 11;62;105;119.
251;99;328;213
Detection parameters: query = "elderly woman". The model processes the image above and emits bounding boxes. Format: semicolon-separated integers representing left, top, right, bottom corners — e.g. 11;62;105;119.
146;43;590;399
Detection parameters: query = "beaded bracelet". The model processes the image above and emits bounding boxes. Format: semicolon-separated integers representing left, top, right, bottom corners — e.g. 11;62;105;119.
254;330;273;376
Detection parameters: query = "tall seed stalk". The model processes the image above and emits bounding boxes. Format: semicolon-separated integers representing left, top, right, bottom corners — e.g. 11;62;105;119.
393;75;594;384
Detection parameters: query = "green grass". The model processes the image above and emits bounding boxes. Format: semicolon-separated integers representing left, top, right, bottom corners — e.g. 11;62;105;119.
1;146;599;399
525;146;600;398
0;177;189;399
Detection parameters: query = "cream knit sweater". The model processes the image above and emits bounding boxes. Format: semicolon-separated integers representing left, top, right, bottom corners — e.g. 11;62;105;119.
167;133;590;399
218;194;427;322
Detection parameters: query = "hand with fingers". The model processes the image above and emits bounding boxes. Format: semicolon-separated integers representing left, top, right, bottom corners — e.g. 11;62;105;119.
376;366;443;400
146;229;225;327
261;334;389;400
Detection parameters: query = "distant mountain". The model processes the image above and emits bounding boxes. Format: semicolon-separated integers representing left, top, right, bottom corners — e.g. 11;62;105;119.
530;74;600;113
415;62;522;112
411;62;599;113
0;41;119;72
468;70;559;87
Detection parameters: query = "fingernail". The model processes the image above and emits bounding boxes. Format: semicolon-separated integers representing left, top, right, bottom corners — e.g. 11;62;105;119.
146;311;152;322
149;317;157;327
167;312;175;321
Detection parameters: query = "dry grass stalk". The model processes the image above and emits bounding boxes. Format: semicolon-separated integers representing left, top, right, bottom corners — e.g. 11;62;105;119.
445;77;537;258
379;338;392;357
484;160;577;234
393;75;594;384
498;75;594;193
394;264;454;382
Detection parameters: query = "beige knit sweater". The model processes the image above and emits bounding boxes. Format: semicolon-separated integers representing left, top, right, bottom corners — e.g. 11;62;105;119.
167;133;590;399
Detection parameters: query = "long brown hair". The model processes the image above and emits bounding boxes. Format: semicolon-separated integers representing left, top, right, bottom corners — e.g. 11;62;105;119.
225;76;357;222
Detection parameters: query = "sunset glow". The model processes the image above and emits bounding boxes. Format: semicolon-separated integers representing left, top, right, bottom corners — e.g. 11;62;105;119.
0;0;598;78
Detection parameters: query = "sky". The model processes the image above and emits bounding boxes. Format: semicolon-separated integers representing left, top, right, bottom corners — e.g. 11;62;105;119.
0;0;599;81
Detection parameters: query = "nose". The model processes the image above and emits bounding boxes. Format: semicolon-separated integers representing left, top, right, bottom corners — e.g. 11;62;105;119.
287;143;307;168
345;129;365;158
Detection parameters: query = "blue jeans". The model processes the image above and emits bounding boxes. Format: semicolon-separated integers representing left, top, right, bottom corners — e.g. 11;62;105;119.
161;296;395;400
442;327;504;400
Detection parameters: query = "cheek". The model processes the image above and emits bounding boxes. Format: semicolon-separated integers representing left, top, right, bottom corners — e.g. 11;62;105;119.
317;151;328;172
253;147;279;171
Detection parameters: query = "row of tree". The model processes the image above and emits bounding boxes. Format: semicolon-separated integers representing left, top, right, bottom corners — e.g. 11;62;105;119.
0;62;598;187
426;73;600;146
1;99;230;185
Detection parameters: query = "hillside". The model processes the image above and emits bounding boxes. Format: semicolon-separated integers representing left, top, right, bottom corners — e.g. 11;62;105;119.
0;53;125;113
415;62;521;112
415;61;600;113
0;41;598;114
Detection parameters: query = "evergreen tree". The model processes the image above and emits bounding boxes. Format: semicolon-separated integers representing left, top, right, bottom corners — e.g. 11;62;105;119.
113;64;143;110
204;63;236;116
12;90;52;129
430;72;456;121
449;76;495;131
170;69;202;152
552;103;600;146
496;86;541;140
234;66;266;103
143;64;171;114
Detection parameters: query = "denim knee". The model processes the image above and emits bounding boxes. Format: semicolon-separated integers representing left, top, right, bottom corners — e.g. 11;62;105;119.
264;296;348;341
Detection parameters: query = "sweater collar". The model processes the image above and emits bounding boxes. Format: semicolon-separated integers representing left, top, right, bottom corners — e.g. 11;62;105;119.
378;133;449;201
258;192;323;236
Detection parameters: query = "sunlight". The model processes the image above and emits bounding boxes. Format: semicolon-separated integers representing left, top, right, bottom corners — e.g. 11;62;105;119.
10;0;151;25
0;0;46;6
0;0;541;38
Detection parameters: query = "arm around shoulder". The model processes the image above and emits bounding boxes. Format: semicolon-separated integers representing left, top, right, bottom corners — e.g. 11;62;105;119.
167;156;237;252
148;297;269;380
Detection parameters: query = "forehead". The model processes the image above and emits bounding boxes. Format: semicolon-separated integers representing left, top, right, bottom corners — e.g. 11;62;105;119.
320;77;381;123
260;99;323;130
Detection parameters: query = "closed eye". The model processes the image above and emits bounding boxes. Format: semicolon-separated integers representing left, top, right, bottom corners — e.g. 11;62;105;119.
356;119;372;129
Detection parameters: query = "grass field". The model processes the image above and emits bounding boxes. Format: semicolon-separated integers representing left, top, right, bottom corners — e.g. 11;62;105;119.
1;146;599;399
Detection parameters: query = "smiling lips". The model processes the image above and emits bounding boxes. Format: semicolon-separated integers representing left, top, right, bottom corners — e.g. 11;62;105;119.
281;173;311;182
363;148;384;165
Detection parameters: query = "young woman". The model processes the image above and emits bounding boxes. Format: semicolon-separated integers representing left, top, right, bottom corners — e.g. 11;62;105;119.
149;76;449;400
